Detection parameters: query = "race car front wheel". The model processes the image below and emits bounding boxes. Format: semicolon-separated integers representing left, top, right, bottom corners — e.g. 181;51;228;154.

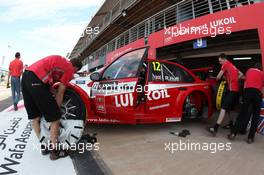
60;88;86;121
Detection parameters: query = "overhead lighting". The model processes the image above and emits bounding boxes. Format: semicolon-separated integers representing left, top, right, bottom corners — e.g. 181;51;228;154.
233;57;252;60
121;10;127;17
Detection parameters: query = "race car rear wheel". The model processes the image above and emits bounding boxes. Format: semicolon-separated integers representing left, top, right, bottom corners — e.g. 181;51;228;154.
60;88;86;121
183;92;206;119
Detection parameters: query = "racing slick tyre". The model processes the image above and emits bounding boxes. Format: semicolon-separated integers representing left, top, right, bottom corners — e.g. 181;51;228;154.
215;81;227;110
39;89;86;149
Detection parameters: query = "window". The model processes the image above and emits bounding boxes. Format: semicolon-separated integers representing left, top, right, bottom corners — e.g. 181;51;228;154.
124;32;129;45
155;15;164;32
116;37;121;49
102;48;146;80
130;27;138;43
194;0;210;18
149;62;194;83
177;1;193;23
211;0;228;12
165;7;177;27
138;23;145;39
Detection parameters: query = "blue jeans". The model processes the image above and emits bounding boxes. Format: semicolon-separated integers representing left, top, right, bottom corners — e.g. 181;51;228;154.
11;76;21;105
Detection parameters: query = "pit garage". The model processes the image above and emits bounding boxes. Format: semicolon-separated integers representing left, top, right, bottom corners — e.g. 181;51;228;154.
156;29;262;75
1;29;264;175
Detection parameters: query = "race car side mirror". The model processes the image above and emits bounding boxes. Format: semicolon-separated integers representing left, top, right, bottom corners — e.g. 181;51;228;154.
90;72;101;81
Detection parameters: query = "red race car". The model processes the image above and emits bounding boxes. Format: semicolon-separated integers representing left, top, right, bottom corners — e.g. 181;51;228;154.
63;47;214;124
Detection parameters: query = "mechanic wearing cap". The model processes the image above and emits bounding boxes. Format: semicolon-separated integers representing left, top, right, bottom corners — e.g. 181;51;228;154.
208;53;243;135
7;52;23;111
21;55;82;160
228;63;264;143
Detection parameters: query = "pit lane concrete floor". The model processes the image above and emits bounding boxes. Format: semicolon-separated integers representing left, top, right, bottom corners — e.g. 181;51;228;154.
1;94;263;175
85;113;264;175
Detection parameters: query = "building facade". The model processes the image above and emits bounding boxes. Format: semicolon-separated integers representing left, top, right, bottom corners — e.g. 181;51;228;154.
69;0;264;72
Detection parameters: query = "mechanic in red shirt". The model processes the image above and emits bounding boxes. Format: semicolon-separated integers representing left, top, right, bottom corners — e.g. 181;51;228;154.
228;63;264;143
21;55;82;160
7;52;23;110
208;53;243;135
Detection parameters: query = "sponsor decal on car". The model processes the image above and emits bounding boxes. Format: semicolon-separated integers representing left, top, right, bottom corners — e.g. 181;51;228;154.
115;93;134;107
147;89;171;101
87;118;120;123
149;103;170;110
166;117;181;122
75;80;86;85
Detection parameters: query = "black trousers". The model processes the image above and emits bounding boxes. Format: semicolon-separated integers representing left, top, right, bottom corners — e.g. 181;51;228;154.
232;88;262;139
21;71;61;122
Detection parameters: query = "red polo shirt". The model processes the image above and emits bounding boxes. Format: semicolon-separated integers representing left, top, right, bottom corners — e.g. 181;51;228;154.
9;58;23;77
244;68;264;92
221;60;239;92
27;55;74;86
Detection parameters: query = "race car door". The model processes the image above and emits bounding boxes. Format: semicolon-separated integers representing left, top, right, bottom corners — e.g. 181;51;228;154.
145;60;195;122
91;47;148;123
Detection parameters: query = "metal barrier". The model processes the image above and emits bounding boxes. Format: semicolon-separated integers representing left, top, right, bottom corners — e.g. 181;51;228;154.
79;0;262;70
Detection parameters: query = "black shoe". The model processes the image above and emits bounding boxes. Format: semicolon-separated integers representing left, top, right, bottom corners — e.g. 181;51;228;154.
227;133;236;140
14;104;18;111
207;127;217;136
247;138;254;144
222;123;233;129
40;145;50;155
50;150;68;160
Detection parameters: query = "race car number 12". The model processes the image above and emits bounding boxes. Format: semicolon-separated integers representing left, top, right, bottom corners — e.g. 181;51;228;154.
152;62;161;71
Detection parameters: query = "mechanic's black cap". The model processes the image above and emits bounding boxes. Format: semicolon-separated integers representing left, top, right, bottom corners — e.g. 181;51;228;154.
70;58;83;71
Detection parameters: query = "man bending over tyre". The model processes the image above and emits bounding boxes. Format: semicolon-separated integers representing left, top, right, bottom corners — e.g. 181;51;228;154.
21;55;82;160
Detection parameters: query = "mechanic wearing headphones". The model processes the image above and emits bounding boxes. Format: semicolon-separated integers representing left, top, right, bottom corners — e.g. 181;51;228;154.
21;55;82;160
228;63;264;143
208;53;243;136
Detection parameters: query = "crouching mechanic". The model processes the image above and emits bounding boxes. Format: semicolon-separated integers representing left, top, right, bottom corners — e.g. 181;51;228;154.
21;55;82;160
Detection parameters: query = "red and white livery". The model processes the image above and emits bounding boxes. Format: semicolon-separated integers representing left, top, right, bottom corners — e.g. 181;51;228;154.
65;47;214;124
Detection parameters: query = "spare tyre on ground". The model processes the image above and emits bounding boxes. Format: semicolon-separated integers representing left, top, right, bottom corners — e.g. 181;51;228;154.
39;89;86;150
